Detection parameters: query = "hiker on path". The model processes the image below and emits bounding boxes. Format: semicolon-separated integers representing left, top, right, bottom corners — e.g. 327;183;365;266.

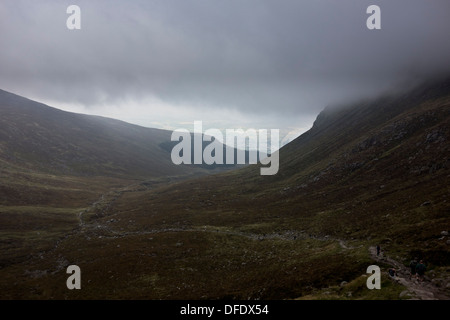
388;268;398;278
416;260;427;283
376;244;381;256
409;258;418;280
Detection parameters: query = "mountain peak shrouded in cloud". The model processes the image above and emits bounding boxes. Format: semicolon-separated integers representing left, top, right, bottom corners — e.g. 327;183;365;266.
1;0;450;134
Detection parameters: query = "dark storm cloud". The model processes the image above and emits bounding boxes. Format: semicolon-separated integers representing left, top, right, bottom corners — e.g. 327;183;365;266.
1;0;450;118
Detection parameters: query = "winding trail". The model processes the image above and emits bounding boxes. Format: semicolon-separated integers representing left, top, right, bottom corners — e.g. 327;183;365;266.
369;246;449;300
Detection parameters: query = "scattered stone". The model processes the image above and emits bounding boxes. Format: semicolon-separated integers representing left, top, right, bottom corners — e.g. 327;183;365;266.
421;201;431;206
340;281;348;287
441;231;449;236
399;290;412;299
347;292;352;297
431;278;444;287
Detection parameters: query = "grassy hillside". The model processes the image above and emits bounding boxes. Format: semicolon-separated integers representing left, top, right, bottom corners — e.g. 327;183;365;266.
0;89;223;288
0;89;199;179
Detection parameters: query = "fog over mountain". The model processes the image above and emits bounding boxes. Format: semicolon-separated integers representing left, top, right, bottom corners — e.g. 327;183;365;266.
1;0;449;137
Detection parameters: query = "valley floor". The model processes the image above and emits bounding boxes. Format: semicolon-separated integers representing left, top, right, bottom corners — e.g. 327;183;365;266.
1;176;449;300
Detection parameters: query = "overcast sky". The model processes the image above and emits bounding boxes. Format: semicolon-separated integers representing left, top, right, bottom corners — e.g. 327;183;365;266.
1;0;450;143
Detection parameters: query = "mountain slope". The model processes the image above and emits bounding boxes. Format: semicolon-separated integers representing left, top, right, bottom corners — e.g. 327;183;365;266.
0;89;192;178
0;89;219;277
